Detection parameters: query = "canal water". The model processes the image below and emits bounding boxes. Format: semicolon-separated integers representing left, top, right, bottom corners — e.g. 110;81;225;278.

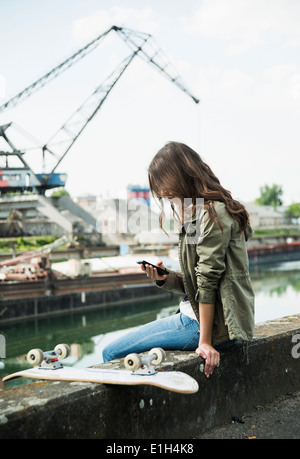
1;260;300;388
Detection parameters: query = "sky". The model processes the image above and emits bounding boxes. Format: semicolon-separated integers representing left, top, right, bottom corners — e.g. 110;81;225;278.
0;0;300;205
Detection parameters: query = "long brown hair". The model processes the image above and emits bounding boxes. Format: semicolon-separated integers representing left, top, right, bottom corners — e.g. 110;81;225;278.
148;142;249;233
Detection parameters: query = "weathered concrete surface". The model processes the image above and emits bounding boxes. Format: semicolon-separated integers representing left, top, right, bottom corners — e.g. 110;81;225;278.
197;390;300;439
0;314;299;439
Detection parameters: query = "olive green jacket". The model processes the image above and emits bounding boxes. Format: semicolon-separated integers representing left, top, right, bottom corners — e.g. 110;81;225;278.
157;201;255;345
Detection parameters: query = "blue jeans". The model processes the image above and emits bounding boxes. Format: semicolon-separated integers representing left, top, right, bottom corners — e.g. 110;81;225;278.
102;312;200;362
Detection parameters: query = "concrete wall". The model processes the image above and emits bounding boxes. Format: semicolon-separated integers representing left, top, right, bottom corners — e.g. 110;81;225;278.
0;314;299;439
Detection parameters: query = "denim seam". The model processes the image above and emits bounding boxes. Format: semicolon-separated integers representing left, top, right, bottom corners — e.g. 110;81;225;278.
125;318;197;347
183;330;199;350
180;316;199;350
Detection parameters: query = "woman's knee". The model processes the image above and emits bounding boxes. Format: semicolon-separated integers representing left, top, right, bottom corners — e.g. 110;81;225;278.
102;344;120;362
101;346;110;362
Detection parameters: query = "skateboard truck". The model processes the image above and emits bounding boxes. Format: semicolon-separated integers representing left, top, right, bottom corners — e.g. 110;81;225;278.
27;344;70;370
124;348;166;376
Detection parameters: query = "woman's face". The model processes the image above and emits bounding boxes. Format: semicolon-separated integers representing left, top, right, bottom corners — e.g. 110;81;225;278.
159;191;182;209
159;190;176;201
165;196;176;202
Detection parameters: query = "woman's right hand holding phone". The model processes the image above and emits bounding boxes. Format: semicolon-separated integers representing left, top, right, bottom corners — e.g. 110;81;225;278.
140;261;167;281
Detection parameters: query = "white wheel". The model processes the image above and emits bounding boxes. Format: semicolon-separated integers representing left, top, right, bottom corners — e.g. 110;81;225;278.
54;343;70;359
27;348;44;366
124;353;142;371
149;347;166;365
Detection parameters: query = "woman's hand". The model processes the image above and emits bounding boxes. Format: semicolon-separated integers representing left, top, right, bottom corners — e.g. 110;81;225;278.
140;261;167;281
195;343;220;378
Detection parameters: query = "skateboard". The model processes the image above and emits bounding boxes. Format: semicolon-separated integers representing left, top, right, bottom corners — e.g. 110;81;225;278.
3;345;199;394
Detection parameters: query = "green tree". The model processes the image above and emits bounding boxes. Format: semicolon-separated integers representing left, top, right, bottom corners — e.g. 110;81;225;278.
50;188;70;198
285;203;300;219
255;184;283;209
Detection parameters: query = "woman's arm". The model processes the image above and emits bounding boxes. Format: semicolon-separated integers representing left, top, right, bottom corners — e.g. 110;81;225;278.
141;261;185;293
195;302;220;378
195;204;232;305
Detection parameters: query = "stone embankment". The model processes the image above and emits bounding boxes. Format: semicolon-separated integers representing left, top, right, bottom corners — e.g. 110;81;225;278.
0;314;299;439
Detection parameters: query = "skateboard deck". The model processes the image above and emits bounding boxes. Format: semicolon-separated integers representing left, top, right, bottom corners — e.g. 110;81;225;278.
3;366;199;394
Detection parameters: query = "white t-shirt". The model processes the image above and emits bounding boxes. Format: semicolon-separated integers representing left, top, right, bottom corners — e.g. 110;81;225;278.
179;299;197;321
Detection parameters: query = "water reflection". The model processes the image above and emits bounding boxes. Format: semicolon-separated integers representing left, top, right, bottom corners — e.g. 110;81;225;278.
0;298;179;388
250;260;300;323
1;260;300;388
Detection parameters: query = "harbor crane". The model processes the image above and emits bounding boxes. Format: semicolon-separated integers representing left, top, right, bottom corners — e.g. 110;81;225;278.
0;25;199;194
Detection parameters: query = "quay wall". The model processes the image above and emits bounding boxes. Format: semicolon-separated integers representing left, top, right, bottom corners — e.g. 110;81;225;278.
0;314;299;439
248;242;300;266
1;241;300;324
0;283;176;325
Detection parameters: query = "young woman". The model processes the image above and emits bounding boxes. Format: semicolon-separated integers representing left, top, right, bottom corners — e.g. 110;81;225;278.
102;142;255;377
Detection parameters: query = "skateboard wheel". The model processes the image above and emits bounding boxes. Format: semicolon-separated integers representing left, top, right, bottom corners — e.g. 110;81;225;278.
54;343;70;359
124;353;142;371
149;347;166;365
27;348;44;366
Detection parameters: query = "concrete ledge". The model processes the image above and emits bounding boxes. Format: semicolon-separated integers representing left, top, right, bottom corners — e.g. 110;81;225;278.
1;314;300;439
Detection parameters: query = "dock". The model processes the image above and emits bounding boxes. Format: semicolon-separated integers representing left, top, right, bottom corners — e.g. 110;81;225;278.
0;274;178;325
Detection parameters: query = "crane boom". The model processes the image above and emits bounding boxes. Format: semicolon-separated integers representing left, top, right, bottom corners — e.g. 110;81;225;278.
114;27;199;104
41;50;141;186
0;26;114;113
0;26;199;114
39;27;199;187
0;25;199;193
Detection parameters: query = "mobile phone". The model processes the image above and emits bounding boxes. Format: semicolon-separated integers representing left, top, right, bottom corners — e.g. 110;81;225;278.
137;260;169;276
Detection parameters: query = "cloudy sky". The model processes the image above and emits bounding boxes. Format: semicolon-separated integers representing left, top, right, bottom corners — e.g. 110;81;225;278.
1;0;300;205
